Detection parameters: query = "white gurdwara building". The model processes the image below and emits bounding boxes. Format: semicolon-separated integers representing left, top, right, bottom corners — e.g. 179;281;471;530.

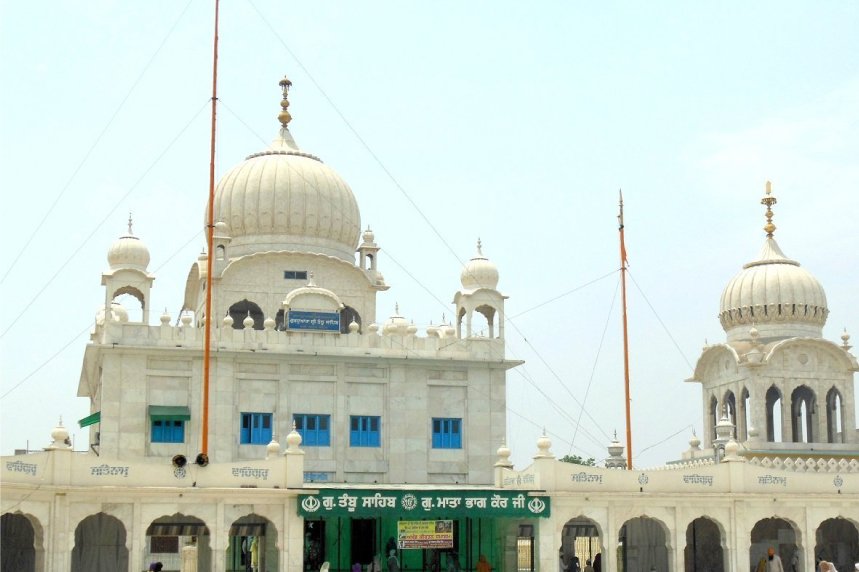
2;79;857;572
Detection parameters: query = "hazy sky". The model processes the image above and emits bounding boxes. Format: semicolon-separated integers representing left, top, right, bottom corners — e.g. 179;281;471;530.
1;1;857;468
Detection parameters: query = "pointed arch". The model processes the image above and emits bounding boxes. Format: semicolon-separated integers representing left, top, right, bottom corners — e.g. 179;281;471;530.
709;394;719;442
685;516;726;572
815;517;859;572
765;385;783;442
723;390;737;438
228;299;264;330
739;387;751;442
826;387;845;443
71;512;128;572
619;516;671;572
145;513;211;572
790;385;817;443
227;513;279;572
750;517;800;572
340;306;361;334
1;512;44;572
561;516;603;571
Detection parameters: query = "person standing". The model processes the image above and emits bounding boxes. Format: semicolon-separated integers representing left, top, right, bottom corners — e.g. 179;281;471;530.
476;554;491;572
757;546;785;572
387;549;400;572
583;559;594;572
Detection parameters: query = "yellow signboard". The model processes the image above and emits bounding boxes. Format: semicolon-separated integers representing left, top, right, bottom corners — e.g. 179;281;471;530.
397;520;454;549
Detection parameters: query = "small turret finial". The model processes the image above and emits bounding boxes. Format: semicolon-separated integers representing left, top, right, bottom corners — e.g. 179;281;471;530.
761;180;777;238
476;238;483;256
127;212;134;235
278;76;293;128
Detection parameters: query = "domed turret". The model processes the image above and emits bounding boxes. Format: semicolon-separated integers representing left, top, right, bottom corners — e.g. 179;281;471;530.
210;77;361;262
718;183;828;342
460;239;499;290
107;215;150;270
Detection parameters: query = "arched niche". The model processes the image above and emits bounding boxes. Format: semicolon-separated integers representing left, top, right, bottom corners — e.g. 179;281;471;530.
723;390;737;437
684;516;725;572
340;305;361;333
228;299;264;330
1;512;44;572
619;516;670;572
815;517;858;572
765;386;783;442
226;514;278;572
749;517;800;572
561;516;603;572
145;513;211;572
825;387;844;444
790;385;817;443
71;512;129;572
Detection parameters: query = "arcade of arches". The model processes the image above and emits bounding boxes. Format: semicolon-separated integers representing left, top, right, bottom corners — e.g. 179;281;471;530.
557;515;857;572
1;511;279;572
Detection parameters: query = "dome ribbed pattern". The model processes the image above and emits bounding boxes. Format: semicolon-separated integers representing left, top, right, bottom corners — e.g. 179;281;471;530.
108;235;150;270
212;139;361;261
719;238;827;333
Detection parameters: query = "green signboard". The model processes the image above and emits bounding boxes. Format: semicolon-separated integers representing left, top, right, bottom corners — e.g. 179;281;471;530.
298;489;549;518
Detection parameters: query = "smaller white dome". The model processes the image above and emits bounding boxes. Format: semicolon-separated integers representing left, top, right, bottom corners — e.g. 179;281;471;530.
688;432;701;450
266;437;281;458
460;239;498;290
383;304;409;336
96;302;129;325
107;217;150;270
361;226;375;245
49;419;71;449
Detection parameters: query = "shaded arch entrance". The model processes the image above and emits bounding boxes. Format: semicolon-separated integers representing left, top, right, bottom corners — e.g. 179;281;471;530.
145;513;211;571
684;517;724;572
1;512;43;572
226;514;278;572
750;518;799;571
71;512;128;572
765;386;783;442
825;388;844;443
790;385;817;443
815;517;858;572
561;517;602;571
228;299;264;330
620;516;670;572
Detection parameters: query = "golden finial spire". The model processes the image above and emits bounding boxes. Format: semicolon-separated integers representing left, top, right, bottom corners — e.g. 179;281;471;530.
278;76;293;128
761;180;777;238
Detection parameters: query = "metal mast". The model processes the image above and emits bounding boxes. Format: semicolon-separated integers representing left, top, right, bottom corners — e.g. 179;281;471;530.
618;191;633;470
201;0;220;458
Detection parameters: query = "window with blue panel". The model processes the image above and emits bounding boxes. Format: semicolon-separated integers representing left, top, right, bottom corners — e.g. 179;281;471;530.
240;412;273;444
349;415;380;447
432;417;462;449
294;414;331;446
151;419;184;443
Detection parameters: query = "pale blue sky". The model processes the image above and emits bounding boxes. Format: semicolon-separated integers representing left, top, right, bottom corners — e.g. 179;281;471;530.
1;1;857;467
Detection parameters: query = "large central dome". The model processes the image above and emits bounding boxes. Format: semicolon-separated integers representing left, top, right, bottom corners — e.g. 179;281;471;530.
210;78;361;261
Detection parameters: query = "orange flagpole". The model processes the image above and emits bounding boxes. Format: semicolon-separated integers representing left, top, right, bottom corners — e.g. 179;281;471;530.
201;0;220;458
618;190;633;470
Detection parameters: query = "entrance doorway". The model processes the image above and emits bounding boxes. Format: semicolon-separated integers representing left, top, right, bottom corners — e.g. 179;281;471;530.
351;518;378;569
304;519;325;571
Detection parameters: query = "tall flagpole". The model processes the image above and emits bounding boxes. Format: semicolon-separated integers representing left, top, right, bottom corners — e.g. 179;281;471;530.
618;190;633;470
201;0;220;458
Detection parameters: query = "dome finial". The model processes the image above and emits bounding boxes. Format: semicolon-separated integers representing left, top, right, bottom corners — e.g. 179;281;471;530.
761;180;777;238
127;212;134;235
278;75;293;128
476;237;483;256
